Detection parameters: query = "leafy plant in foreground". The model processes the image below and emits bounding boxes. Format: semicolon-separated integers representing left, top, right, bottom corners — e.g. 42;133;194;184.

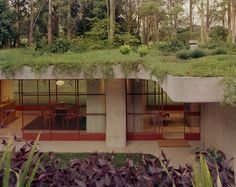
0;134;41;187
0;138;234;187
195;148;235;187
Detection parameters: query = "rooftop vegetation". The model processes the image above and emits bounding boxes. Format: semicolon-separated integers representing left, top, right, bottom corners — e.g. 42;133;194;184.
0;48;236;80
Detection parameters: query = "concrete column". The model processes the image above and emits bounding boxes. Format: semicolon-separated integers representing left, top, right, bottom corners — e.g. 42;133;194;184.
106;79;126;148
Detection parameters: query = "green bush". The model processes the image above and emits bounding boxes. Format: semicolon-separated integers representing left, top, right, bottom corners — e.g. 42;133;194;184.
120;44;131;55
35;37;48;50
49;38;71;53
36;38;72;53
211;47;227;55
209;26;228;42
190;49;207;58
176;50;191;60
199;41;217;49
158;39;186;53
137;45;149;57
69;37;108;52
114;33;141;47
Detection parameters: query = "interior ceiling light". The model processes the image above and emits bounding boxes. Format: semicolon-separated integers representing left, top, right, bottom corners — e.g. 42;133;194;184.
56;80;64;86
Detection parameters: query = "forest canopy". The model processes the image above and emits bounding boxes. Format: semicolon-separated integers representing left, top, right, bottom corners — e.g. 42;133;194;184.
1;0;236;49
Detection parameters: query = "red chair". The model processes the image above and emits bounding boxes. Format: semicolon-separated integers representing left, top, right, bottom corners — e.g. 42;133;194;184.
62;105;80;128
42;109;55;129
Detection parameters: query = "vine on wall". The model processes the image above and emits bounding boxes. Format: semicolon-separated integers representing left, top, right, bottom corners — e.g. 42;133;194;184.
221;78;236;106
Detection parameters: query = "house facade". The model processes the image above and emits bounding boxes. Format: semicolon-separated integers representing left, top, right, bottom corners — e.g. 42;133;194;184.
0;65;235;159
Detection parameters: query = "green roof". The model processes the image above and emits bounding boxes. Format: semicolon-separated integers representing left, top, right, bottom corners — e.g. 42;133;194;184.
0;48;236;79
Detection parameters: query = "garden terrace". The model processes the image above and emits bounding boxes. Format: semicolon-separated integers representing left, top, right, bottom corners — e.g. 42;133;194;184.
0;48;236;79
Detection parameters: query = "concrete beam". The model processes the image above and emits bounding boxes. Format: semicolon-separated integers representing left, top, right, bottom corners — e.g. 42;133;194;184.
0;65;226;102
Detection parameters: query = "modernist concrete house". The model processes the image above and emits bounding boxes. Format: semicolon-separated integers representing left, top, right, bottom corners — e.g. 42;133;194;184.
0;65;235;159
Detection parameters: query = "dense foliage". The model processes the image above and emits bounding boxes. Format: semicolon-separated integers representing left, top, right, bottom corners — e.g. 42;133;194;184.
1;0;236;49
0;139;235;187
0;0;15;47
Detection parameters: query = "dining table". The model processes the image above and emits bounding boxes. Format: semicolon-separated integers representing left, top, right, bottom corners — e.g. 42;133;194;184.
53;104;74;124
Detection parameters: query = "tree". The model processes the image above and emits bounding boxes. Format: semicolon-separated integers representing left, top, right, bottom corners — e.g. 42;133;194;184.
67;0;72;40
139;0;164;44
0;0;15;48
9;0;28;47
28;0;34;46
48;0;52;44
232;0;236;43
123;0;138;34
109;0;115;43
190;0;193;38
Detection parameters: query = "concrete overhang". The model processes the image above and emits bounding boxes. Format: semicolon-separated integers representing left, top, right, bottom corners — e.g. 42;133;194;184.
0;65;224;103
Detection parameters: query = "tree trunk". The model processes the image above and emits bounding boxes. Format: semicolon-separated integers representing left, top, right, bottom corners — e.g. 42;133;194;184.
189;0;193;39
200;0;205;42
28;0;34;46
15;0;20;47
106;0;110;39
109;0;115;44
146;16;150;44
67;0;72;40
142;17;146;44
206;0;210;36
228;0;232;42
48;0;52;44
153;14;159;42
232;5;236;43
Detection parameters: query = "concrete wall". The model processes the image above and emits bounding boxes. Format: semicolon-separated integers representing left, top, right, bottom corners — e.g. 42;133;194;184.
201;103;236;159
161;76;224;102
106;79;126;148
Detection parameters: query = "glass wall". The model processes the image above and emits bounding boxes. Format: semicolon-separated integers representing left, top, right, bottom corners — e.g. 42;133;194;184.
14;80;106;140
126;79;200;140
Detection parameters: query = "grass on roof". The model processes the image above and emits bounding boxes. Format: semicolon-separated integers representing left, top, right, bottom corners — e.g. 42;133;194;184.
0;48;236;78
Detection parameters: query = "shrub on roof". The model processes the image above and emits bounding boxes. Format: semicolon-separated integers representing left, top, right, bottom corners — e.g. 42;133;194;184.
137;45;149;57
158;39;186;53
190;48;207;58
211;47;227;55
176;49;191;60
114;33;141;47
120;44;131;55
49;38;72;53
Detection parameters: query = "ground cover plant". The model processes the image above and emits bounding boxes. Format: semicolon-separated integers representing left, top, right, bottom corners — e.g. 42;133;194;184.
0;138;235;187
0;48;236;79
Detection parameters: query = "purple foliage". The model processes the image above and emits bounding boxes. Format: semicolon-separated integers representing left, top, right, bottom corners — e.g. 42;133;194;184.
195;147;235;187
0;141;235;187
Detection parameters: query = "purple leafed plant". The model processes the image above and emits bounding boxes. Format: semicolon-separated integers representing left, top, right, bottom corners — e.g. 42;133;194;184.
0;140;235;187
195;148;235;187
